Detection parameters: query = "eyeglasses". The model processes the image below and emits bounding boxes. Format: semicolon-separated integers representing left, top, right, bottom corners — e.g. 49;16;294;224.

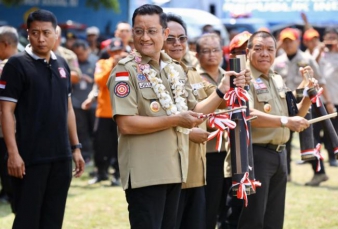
166;36;188;44
133;28;163;37
200;48;221;55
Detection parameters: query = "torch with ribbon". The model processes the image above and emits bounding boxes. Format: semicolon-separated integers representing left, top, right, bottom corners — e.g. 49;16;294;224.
295;88;319;163
296;88;323;172
307;87;338;160
237;54;258;195
226;57;254;198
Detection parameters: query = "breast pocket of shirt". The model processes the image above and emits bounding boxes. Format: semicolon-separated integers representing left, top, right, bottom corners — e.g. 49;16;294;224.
256;90;273;107
140;89;167;117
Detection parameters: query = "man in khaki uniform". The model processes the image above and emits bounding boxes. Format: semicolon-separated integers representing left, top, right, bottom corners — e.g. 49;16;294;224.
163;13;215;229
238;31;314;229
195;33;231;229
107;4;247;229
53;26;81;84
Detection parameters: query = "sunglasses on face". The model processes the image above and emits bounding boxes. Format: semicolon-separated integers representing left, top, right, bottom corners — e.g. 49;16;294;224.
166;36;188;44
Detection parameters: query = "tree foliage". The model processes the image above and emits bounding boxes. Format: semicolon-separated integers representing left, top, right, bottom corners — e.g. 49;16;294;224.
0;0;120;12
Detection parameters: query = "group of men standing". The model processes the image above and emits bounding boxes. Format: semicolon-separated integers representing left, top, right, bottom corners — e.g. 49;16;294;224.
108;4;317;229
0;3;336;229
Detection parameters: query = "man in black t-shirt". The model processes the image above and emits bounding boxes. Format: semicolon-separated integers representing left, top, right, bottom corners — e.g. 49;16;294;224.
0;9;85;229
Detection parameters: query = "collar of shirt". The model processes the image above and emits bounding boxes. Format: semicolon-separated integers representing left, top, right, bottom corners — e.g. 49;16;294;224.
248;62;274;80
25;44;57;61
139;51;172;71
196;65;225;84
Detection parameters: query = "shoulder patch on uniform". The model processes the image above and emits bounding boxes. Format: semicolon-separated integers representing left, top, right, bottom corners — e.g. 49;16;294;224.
118;55;134;65
115;71;130;81
114;81;130;98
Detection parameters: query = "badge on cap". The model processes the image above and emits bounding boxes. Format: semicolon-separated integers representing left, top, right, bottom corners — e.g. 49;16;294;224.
150;101;160;112
264;103;271;113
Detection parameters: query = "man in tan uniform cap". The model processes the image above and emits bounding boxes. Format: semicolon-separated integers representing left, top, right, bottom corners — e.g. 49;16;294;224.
107;4;248;229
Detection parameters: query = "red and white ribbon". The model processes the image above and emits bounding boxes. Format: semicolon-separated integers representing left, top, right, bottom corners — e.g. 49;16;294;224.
231;172;251;207
225;87;249;109
310;87;323;107
249;179;262;192
314;143;323;172
301;143;323;172
207;114;236;152
225;87;250;144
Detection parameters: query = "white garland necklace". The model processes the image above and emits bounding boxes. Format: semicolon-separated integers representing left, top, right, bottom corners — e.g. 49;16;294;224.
132;50;188;116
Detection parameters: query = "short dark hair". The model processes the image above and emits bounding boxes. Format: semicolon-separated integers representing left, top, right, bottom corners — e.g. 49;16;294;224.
166;13;187;35
132;4;167;29
247;31;276;49
72;39;89;50
27;9;57;29
195;33;221;54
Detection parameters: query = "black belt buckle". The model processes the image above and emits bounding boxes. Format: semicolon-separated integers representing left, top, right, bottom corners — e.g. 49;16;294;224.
276;144;286;152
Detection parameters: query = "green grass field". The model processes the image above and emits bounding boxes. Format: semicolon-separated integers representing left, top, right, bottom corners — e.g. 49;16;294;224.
1;133;338;228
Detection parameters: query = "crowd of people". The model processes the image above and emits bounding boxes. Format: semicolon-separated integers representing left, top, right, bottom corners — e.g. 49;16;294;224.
0;4;337;229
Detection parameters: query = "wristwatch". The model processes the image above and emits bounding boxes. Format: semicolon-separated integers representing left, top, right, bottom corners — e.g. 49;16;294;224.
280;116;288;127
71;143;82;151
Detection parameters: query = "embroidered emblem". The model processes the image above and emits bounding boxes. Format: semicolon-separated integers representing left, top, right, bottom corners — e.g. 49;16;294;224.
114;81;130;98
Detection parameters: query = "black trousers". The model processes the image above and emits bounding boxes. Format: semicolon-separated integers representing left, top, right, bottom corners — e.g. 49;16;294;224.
93;117;119;177
74;107;95;161
125;183;181;229
238;145;287;229
11;159;72;229
176;186;206;229
312;103;338;161
0;138;13;200
205;152;230;229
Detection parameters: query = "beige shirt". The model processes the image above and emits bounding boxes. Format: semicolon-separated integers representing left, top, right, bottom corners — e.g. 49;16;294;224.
197;65;228;153
248;64;290;145
183;66;215;189
107;52;197;190
197;65;232;178
273;50;324;91
182;50;199;68
55;46;82;77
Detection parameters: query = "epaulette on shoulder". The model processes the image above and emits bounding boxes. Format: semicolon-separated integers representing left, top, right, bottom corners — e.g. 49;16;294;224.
178;61;189;74
118;55;134;65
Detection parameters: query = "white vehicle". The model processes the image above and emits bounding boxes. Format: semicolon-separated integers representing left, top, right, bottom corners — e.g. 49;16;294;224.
163;8;230;46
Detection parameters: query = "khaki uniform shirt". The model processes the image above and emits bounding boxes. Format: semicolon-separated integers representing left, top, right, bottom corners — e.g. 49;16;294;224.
197;65;228;153
248;64;290;145
273;50;325;91
55;46;82;77
183;66;215;189
107;52;197;190
197;65;232;178
182;50;199;68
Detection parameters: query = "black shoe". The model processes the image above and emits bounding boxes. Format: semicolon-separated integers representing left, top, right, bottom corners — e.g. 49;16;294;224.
111;175;121;186
329;159;338;167
88;175;108;185
88;170;97;177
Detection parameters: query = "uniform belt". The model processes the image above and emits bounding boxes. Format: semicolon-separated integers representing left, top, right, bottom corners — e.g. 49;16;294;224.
254;143;286;153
